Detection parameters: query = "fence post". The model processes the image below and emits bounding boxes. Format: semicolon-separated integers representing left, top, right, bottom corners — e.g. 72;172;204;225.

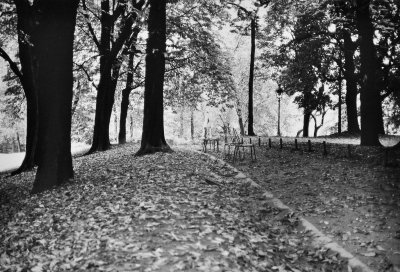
280;138;283;149
268;138;272;149
258;137;261;147
295;139;298;150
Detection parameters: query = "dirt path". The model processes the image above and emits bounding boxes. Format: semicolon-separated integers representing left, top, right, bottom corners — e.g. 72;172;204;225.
210;144;400;272
1;143;347;271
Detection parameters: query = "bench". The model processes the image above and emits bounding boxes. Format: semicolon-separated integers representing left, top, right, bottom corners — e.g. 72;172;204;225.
202;138;220;152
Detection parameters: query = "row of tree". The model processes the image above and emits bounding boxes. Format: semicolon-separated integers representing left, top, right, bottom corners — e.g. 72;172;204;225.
260;0;399;144
0;0;399;193
0;0;237;193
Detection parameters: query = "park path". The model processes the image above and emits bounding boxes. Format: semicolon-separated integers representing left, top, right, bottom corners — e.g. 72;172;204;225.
0;143;349;271
206;141;400;272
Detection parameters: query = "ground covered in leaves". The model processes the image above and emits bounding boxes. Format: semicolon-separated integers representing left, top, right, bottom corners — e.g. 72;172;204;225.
0;143;348;272
209;140;400;272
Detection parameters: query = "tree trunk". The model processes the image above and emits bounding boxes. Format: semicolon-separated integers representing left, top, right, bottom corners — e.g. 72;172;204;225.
190;110;194;141
88;0;112;152
12;0;40;175
71;81;81;116
119;88;130;144
119;50;135;144
16;132;21;152
88;0;141;153
237;107;245;136
247;17;256;136
303;110;311;137
31;0;79;194
355;0;381;146
377;107;385;134
113;103;118;142
129;109;134;139
343;30;360;134
179;107;184;138
135;0;171;156
338;70;342;135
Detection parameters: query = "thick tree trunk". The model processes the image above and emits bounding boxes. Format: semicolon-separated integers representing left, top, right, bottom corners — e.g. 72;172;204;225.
355;0;381;146
377;107;385;134
247;18;256;136
31;0;78;194
88;0;112;153
338;72;342;135
12;0;40;175
303;110;311;137
343;30;360;134
135;0;171;156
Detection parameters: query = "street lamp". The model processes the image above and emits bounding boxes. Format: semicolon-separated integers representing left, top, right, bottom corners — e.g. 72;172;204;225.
276;85;284;137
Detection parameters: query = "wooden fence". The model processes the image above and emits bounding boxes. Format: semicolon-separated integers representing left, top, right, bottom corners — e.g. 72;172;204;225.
232;136;399;167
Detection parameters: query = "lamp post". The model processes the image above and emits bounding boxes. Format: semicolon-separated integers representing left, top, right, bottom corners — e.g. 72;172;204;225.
276;85;283;137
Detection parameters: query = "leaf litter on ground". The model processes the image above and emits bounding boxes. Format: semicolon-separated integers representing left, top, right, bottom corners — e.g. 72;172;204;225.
1;143;348;271
207;143;400;272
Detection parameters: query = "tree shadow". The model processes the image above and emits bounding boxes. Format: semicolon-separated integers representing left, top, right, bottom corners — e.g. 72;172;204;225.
0;172;33;228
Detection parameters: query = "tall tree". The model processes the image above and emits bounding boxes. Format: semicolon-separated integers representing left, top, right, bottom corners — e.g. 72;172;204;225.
342;30;360;134
135;0;171;155
355;0;381;145
13;0;79;193
118;32;143;144
0;1;40;174
84;0;145;153
227;2;264;136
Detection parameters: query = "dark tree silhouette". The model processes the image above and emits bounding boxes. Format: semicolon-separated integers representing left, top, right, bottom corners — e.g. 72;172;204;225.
87;0;144;153
1;1;40;175
342;30;360;134
355;0;381;145
135;0;171;156
247;17;256;136
13;0;80;193
119;28;141;144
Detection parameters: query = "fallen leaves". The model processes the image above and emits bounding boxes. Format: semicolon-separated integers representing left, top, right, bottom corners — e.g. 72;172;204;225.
217;143;400;272
0;143;348;271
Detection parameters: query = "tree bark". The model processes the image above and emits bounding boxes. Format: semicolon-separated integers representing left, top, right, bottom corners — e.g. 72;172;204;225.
343;30;360;134
355;0;381;146
303;110;311;137
11;0;40;175
247;17;256;136
179;108;184;138
30;0;79;194
88;0;142;153
135;0;171;156
237;107;245;136
190;110;194;141
119;51;135;144
16;132;21;152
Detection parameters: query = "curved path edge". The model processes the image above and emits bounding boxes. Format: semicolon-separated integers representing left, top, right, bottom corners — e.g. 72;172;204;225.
179;147;373;272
